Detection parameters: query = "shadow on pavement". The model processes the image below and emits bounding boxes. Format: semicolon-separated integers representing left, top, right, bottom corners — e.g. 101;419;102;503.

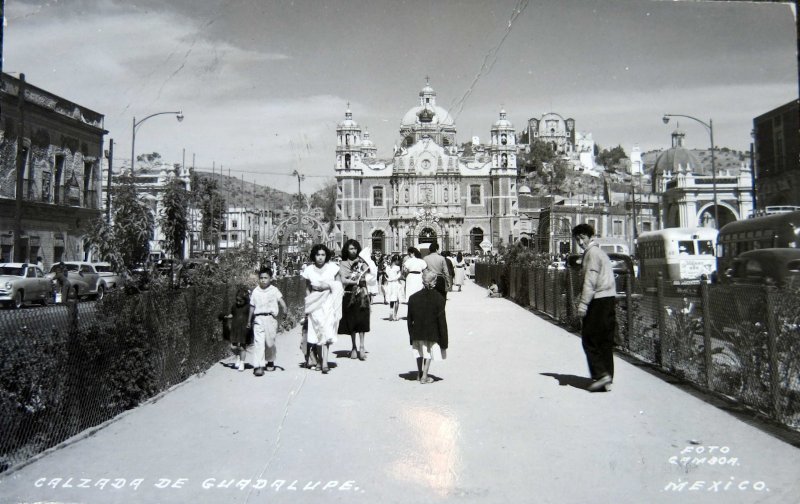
398;371;443;383
540;372;592;391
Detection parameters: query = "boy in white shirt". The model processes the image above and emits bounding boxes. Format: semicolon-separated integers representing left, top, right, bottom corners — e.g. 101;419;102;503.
247;268;288;376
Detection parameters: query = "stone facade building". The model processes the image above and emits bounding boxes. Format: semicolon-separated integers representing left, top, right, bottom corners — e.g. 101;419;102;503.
753;99;800;211
651;129;753;228
0;73;106;267
335;80;519;254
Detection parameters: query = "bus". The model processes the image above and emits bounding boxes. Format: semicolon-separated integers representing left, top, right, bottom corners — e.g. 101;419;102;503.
595;237;630;256
636;227;718;287
717;210;800;274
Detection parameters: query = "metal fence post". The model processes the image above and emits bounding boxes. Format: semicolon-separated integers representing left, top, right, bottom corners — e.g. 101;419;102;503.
764;286;782;421
566;266;573;321
553;270;560;320
625;272;633;350
700;277;713;390
656;272;665;368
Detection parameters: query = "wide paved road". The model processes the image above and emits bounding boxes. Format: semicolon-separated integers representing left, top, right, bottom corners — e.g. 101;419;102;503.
1;280;799;504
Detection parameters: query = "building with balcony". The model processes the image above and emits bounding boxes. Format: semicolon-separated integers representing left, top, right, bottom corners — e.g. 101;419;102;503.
0;73;107;266
335;79;519;254
753;99;799;210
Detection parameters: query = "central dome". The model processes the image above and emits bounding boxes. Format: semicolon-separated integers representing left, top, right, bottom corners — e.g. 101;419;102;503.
401;105;455;127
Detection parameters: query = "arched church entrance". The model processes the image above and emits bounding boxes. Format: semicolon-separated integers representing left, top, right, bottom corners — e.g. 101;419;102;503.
372;230;386;254
419;227;437;244
469;227;484;254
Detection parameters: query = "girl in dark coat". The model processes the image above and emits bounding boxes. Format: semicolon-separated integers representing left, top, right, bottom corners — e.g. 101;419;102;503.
224;286;252;371
406;269;449;384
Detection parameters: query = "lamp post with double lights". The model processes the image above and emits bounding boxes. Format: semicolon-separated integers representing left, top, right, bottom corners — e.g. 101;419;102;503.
131;110;184;177
662;114;718;228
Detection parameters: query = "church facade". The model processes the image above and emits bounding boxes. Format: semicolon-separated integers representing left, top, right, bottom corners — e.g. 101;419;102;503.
334;81;519;254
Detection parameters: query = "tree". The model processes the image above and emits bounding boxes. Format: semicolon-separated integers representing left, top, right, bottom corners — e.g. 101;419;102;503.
112;180;155;267
596;145;627;171
85;178;155;270
519;139;556;174
159;178;189;260
310;178;337;232
191;173;226;252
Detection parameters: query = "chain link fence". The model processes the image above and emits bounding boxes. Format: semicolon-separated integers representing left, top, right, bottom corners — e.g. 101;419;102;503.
475;262;800;432
0;276;306;473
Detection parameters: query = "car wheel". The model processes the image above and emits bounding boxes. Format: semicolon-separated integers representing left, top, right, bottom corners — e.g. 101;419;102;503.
13;290;24;309
96;284;105;301
41;292;51;306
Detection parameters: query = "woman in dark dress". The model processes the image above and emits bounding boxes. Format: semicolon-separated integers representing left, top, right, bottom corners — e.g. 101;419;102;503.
337;239;371;360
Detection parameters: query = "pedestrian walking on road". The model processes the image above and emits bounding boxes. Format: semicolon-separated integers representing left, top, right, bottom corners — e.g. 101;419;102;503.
223;286;252;372
407;269;448;384
423;242;450;303
572;223;617;392
338;239;372;361
453;252;466;292
247;268;287;377
301;244;344;374
385;254;403;321
403;247;426;302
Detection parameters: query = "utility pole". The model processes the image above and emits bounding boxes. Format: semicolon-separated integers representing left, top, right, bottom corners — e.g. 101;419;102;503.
14;73;27;262
105;139;113;224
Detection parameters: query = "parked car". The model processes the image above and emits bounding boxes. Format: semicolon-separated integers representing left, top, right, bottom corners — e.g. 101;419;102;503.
127;262;152;291
724;248;800;288
567;252;635;293
0;263;53;308
47;261;106;300
92;262;124;290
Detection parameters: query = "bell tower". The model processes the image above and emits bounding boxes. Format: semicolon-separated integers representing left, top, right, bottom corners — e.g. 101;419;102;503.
489;108;519;246
335;104;363;172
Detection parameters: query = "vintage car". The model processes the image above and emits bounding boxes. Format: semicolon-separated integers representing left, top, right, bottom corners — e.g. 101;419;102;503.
0;263;53;308
47;261;106;300
92;262;124;290
725;248;800;288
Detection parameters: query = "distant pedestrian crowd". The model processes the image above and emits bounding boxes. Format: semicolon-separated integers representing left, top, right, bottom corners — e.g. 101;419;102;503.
221;224;618;393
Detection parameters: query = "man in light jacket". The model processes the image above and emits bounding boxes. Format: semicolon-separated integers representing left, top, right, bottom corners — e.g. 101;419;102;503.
572;224;617;392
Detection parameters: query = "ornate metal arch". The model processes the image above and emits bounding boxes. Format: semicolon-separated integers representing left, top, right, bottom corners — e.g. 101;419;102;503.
270;199;329;244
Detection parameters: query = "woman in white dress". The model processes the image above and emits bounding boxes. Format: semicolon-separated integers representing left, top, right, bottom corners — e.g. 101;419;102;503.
385;254;403;320
453;252;466;292
403;247;427;301
301;244;344;374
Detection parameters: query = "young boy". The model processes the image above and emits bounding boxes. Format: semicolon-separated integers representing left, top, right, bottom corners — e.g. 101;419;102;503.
487;279;503;298
247;268;288;377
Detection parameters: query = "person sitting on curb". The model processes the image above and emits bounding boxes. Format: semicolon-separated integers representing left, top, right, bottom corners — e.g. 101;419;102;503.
487;279;503;298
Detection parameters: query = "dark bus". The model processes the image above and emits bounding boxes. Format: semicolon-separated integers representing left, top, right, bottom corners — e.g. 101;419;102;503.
717;210;800;274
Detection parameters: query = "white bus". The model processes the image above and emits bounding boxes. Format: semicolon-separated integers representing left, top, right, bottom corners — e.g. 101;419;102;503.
636;227;718;287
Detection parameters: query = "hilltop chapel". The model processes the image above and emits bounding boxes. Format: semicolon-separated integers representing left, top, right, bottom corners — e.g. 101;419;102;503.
335;80;519;254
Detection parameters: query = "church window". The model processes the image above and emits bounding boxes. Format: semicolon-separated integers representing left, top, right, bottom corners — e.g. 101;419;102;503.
613;220;623;235
232;220;238;229
373;186;384;207
469;185;481;205
443;187;449;202
345;154;351;169
426;97;430;104
345;134;350;146
501;133;507;145
501;153;508;168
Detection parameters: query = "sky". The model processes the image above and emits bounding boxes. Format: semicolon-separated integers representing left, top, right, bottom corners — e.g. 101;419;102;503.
3;0;798;194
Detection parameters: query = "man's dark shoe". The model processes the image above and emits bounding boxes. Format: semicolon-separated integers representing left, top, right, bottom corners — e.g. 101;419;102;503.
587;374;612;392
254;367;265;377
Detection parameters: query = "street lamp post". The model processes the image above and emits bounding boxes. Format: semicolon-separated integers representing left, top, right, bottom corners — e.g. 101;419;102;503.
662;114;718;228
131;110;184;177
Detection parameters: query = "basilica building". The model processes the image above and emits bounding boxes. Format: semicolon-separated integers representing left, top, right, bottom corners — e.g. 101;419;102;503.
334;80;519;254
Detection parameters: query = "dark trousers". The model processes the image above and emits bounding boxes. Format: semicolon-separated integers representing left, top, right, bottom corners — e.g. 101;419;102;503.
434;276;448;304
581;296;616;380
